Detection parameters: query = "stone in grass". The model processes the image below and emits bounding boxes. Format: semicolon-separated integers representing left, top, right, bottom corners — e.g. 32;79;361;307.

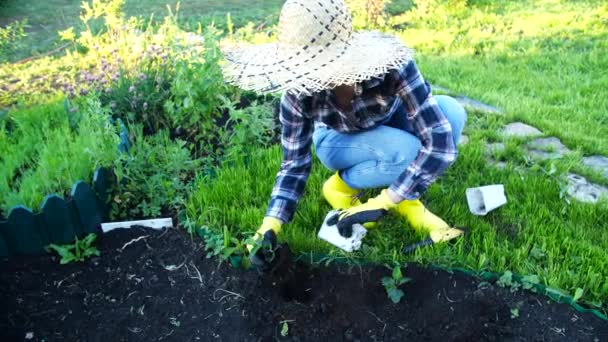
459;135;469;146
454;96;503;114
502;122;543;138
582;156;608;179
526;137;571;160
484;142;506;169
566;173;608;204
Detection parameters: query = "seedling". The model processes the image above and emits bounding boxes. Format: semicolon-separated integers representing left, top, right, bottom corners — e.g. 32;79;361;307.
510;307;520;319
47;233;100;264
381;265;411;304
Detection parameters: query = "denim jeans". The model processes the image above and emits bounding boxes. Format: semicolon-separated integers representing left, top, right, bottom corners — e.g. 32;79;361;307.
312;95;467;190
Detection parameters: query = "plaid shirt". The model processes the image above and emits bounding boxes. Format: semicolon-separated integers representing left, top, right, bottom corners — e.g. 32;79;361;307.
266;60;458;223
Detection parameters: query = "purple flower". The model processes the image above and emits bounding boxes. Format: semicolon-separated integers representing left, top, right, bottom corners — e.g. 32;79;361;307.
139;73;147;80
80;89;89;96
129;85;135;93
105;88;112;93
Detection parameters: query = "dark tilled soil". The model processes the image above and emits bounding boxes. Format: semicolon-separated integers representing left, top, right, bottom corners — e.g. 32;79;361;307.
1;228;606;342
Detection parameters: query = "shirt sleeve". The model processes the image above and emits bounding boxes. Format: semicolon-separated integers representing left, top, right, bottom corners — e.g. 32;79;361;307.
265;92;314;223
389;60;458;200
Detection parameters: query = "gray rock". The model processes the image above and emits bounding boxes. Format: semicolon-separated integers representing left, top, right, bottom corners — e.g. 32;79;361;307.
582;155;608;179
455;96;503;114
489;160;507;169
430;84;503;114
566;173;608;204
486;142;505;153
526;137;571;160
502;122;542;138
459;135;469;146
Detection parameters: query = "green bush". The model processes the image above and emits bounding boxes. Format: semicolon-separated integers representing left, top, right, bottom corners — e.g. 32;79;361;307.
0;96;120;214
111;127;200;220
220;102;277;160
164;28;234;142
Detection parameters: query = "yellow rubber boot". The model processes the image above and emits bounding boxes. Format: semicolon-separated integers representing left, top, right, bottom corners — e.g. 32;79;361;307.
394;199;449;233
322;173;376;228
322;172;362;210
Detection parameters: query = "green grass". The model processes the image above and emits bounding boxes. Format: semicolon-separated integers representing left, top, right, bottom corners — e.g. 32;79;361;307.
0;0;284;62
188;110;608;308
0;96;120;215
398;0;608;156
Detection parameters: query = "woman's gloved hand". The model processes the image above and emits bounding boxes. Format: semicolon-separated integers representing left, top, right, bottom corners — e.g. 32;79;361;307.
336;189;397;237
248;217;283;271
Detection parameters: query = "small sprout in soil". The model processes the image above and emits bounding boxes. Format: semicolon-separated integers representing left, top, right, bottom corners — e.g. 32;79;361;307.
47;233;100;264
280;321;289;337
510;307;520;319
382;265;411;304
497;271;520;292
198;225;250;268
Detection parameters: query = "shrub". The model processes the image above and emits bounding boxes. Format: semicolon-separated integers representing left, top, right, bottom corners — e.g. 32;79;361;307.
111;126;201;220
220;102;278;160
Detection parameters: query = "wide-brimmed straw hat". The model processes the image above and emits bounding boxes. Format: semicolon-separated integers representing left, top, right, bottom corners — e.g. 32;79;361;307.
220;0;414;95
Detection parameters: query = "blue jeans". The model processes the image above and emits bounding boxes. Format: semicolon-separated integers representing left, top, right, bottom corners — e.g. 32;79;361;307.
312;95;467;190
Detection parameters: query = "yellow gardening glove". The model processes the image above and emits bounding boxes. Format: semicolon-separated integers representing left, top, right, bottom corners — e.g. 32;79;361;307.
248;217;283;271
336;189;396;237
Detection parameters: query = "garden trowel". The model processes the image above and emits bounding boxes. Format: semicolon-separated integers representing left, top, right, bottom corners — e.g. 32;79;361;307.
402;227;466;253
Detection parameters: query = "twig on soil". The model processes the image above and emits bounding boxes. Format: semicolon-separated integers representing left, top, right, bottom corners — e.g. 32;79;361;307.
163;259;186;271
56;272;81;288
158;329;174;340
188;261;203;283
127;327;142;334
443;289;458;303
550;327;566;337
213;288;245;302
366;311;387;334
14;43;70;64
121;235;149;251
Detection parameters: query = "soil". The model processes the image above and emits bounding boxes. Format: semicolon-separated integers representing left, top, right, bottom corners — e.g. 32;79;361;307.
1;227;606;342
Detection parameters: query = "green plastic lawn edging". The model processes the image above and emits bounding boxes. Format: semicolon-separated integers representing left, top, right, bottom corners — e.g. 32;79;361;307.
294;252;608;322
0;118;130;257
0;168;115;257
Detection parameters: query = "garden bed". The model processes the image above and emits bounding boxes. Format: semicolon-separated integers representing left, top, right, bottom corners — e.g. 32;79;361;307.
1;227;606;341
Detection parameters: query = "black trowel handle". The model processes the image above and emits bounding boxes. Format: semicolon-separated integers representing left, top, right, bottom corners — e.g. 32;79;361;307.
403;238;434;254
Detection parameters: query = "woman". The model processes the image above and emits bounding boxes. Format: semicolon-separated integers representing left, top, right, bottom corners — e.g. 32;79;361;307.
221;0;466;267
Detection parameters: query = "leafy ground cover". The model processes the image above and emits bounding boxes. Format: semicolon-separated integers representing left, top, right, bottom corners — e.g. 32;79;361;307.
2;227;607;341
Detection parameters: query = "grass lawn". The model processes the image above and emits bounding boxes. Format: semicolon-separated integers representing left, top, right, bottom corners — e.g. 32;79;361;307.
187;0;608;310
0;0;284;62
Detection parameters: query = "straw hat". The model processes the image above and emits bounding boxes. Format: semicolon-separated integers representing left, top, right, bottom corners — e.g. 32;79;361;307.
220;0;414;95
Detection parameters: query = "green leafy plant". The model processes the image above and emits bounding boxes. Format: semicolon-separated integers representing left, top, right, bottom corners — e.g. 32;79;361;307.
164;27;234;142
47;233;101;264
382;265;411;304
111;126;200;220
196;225;251;268
220;102;277;160
0;19;28;61
510;307;519;319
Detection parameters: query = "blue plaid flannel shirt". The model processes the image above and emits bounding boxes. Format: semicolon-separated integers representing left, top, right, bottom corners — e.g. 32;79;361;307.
266;59;458;223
